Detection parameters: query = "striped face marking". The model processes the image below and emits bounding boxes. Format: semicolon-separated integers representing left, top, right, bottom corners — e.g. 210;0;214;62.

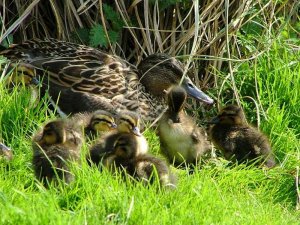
91;114;117;132
40;121;66;145
118;114;141;136
218;106;244;125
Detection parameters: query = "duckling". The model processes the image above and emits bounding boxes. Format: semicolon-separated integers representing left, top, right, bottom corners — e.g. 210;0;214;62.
0;142;13;161
3;63;39;88
32;119;83;185
1;62;40;107
70;110;117;139
103;133;176;188
1;39;213;125
157;86;211;167
208;105;276;168
88;110;148;166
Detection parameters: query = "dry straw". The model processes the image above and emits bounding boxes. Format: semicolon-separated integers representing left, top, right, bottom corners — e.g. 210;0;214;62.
0;0;298;92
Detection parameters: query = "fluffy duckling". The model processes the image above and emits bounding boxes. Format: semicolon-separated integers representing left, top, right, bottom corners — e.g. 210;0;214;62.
103;133;176;188
32;119;83;185
0;142;13;161
3;63;39;88
208;105;276;168
157;86;211;167
70;110;117;139
88;111;148;166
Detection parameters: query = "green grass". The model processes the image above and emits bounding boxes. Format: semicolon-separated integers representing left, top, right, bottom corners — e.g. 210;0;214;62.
0;41;300;224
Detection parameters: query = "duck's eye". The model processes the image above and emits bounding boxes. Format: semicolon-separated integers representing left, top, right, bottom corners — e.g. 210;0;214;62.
187;82;194;88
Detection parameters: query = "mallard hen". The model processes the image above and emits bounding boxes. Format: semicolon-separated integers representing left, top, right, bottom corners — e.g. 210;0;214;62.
1;39;213;125
157;86;211;167
32;119;83;185
208;105;276;168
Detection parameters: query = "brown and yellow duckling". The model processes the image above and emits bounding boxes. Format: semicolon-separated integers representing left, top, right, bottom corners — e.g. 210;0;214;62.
88;110;148;166
1;39;213;125
32;119;83;186
103;133;176;188
0;142;13;161
208;105;276;168
157;86;211;168
2;63;39;88
70;110;117;140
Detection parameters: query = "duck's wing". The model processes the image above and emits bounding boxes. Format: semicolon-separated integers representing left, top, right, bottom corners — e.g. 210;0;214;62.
1;39;133;97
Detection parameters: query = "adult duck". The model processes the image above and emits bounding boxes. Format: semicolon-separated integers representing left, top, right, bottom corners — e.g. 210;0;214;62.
1;39;214;125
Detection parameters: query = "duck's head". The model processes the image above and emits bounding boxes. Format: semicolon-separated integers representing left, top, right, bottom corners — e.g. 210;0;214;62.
209;105;245;125
166;86;187;122
90;110;117;132
39;120;67;145
117;111;141;136
137;54;214;104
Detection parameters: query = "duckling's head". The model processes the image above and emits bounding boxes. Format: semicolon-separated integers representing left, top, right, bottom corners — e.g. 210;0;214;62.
167;86;187;111
5;63;39;87
137;54;213;104
117;111;141;136
210;105;245;125
113;134;137;160
90;110;117;132
39;120;67;145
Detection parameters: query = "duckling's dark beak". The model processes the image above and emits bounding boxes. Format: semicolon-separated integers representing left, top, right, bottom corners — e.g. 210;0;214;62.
132;126;141;136
0;142;11;152
111;123;117;129
182;79;214;105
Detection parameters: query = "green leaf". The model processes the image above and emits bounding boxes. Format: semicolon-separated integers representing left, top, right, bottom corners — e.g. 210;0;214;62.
0;34;13;48
108;30;118;44
72;27;90;45
89;24;107;47
103;3;124;31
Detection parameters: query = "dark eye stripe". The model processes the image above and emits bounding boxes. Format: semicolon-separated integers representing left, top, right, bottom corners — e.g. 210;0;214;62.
120;118;135;128
93;118;113;124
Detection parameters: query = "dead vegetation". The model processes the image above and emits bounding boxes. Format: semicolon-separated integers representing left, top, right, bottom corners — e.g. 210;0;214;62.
0;0;298;88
